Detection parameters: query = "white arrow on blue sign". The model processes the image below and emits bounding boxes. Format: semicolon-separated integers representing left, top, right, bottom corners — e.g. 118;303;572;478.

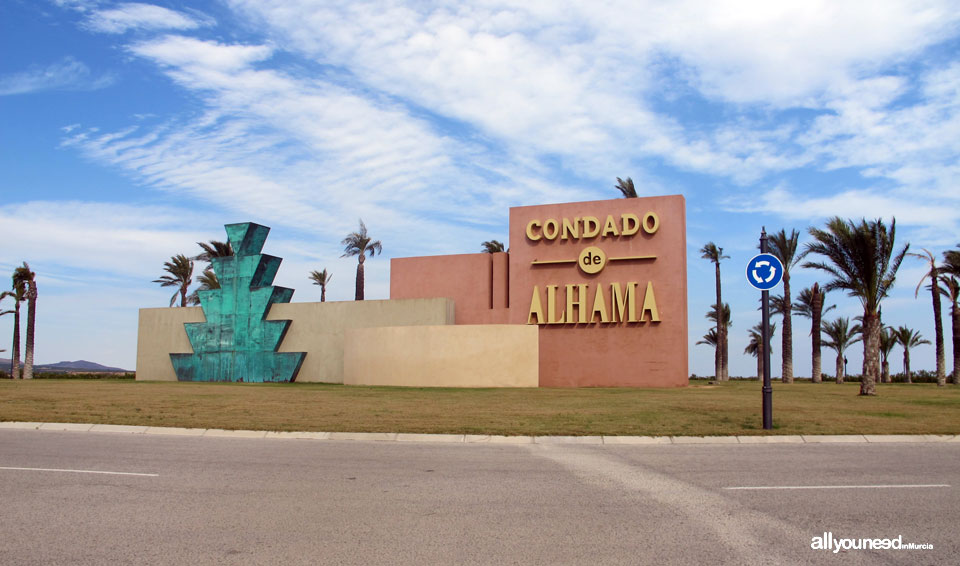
746;253;784;291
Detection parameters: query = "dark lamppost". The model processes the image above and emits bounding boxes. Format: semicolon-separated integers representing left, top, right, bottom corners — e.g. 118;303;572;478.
760;228;773;430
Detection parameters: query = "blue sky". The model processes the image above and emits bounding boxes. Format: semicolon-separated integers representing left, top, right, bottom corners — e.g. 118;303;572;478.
2;0;959;376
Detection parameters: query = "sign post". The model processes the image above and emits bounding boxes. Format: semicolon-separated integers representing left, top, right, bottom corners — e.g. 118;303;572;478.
746;230;784;430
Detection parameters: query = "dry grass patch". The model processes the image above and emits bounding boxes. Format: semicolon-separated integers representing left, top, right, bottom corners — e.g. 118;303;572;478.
0;379;958;436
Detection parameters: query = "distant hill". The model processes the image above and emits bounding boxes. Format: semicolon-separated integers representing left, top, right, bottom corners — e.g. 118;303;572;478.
0;358;130;373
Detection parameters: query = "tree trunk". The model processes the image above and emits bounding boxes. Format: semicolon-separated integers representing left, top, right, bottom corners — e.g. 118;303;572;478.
722;326;729;381
321;287;326;302
882;360;890;384
180;286;187;308
23;284;36;380
714;262;722;381
953;304;960;385
836;353;844;384
931;269;946;386
11;300;20;379
756;348;763;379
860;312;879;395
355;255;365;301
811;286;822;383
782;274;793;383
904;349;912;384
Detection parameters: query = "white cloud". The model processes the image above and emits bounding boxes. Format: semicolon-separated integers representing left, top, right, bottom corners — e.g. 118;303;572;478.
83;3;212;34
0;57;113;95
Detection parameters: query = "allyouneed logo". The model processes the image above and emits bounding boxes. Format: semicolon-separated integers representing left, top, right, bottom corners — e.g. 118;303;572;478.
811;532;934;553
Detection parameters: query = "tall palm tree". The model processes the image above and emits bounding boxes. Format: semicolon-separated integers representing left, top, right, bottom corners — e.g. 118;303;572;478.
940;276;960;385
187;267;220;306
341;220;382;301
153;254;193;307
12;263;37;380
802;217;908;395
481;240;506;253
910;249;946;386
7;277;24;379
941;246;960;384
879;326;897;384
822;317;861;384
767;229;801;383
308;269;332;302
193;240;233;262
615;177;637;198
794;284;836;383
706;303;731;380
700;243;729;381
745;322;776;379
893;326;929;384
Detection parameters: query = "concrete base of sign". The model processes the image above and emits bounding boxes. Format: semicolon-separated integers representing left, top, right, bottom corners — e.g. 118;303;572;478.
343;325;539;388
136;298;455;383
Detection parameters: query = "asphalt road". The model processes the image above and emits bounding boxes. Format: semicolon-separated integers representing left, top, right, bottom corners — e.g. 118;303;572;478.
0;430;956;565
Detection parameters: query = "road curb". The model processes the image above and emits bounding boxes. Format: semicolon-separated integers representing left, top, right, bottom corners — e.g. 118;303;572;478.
1;422;956;445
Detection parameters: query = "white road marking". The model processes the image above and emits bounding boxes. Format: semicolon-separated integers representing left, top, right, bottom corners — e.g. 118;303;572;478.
724;484;949;490
0;466;158;477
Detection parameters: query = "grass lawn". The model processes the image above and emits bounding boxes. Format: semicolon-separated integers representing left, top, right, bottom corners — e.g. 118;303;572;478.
1;379;959;436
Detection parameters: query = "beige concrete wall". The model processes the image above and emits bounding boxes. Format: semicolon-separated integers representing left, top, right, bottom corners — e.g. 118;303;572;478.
343;325;539;388
270;299;454;383
136;307;205;381
136;298;455;383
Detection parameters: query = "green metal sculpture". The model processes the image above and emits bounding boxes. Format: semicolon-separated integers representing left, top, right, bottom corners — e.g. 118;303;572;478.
171;222;306;382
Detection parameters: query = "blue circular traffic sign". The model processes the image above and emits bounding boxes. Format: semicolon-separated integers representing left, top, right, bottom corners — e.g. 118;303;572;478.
746;253;784;290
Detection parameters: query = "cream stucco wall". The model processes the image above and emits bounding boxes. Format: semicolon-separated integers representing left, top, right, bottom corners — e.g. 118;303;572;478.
136;298;455;383
343;325;539;388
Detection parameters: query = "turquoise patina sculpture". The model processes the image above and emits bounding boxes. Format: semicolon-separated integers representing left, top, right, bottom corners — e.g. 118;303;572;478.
171;222;306;382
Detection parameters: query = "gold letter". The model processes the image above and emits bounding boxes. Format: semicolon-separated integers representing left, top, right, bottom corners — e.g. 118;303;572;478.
590;285;610;323
642;212;660;234
621;213;640;236
602;214;619;237
543;218;560;240
561;217;579;240
527;286;545;324
611;282;639;323
547;285;565;324
526;220;542;241
565;284;588;323
640;281;660;322
582;216;600;238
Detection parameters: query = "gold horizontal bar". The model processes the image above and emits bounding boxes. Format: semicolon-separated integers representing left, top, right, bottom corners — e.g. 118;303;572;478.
530;259;577;265
609;255;657;261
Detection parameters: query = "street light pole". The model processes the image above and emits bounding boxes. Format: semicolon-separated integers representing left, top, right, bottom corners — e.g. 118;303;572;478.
760;228;773;430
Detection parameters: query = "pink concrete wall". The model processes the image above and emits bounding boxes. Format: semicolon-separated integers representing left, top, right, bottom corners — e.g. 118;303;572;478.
390;253;510;324
508;196;688;387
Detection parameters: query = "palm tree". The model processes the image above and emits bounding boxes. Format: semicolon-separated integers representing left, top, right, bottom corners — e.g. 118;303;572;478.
308;269;332;302
193;240;233;262
12;263;37;380
153;254;193;307
6;277;24;379
701;243;730;381
187;267;220;306
794;284;836;383
940;276;960;385
910;249;946;386
745;323;776;379
879;326;897;384
822;317;861;384
341;220;382;301
481;240;505;253
706;303;731;380
893;326;929;384
615;177;637;198
941;247;960;384
767;229;801;383
802;217;908;395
